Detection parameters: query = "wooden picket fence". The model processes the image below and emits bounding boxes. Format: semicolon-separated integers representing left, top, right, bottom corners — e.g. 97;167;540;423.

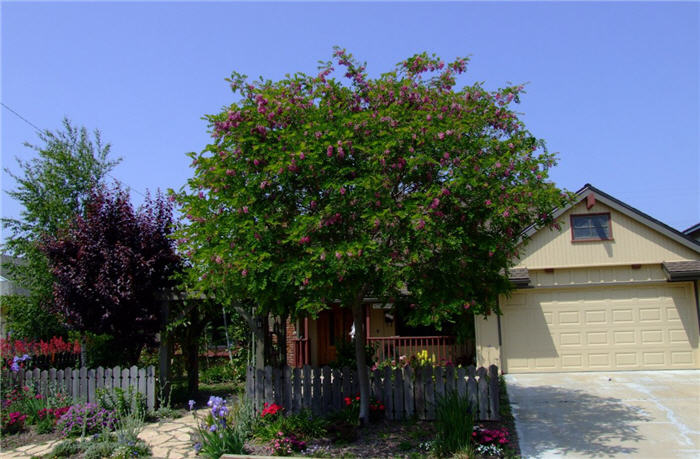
2;366;156;411
246;364;499;421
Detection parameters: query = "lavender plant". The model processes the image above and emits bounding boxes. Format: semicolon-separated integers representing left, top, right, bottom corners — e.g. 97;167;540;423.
56;402;116;437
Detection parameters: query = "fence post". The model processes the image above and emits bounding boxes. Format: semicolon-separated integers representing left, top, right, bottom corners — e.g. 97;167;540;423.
456;367;466;399
112;366;121;392
404;366;414;419
445;365;455;395
415;366;425;420
434;366;445;405
121;368;130;392
394;368;404;420
302;366;311;412
96;367;104;391
88;369;96;404
147;366;155;411
264;366;273;408
383;366;393;420
273;367;282;406
292;367;301;414
138;368;146;407
488;365;500;421
129;366;138;395
477;367;488;420
321;366;331;412
40;370;48;398
331;368;341;411
283;366;292;411
312;367;321;415
467;366;477;417
424;366;435;420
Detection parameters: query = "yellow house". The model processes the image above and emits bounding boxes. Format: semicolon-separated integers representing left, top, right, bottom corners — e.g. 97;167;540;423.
476;184;700;373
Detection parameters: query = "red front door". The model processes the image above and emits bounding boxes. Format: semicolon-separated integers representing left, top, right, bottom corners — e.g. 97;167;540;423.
317;305;353;365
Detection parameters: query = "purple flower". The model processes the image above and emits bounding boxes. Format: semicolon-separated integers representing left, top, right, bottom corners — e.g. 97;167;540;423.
188;400;195;410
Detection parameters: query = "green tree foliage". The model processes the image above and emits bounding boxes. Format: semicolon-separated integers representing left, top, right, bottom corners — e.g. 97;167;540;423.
176;49;571;422
1;118;120;339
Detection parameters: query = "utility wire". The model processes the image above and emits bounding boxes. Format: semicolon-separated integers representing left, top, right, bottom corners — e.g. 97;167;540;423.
1;102;147;198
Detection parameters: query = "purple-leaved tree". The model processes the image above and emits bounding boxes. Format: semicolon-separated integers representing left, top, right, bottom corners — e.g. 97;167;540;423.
41;185;180;364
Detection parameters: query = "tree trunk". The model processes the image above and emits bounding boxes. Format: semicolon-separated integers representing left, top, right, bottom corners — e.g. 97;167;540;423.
352;297;370;426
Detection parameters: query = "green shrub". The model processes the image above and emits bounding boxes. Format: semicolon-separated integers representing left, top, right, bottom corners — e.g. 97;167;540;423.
433;391;474;457
200;362;237;384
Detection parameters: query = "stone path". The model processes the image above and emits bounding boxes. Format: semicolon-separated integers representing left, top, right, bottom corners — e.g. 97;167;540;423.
1;411;201;458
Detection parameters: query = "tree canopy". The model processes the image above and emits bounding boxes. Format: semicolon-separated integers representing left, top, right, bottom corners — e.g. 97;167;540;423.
176;49;571;421
41;185;180;363
177;49;568;319
1;118;120;339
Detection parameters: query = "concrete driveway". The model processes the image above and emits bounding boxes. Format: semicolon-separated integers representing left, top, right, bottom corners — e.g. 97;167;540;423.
505;371;700;458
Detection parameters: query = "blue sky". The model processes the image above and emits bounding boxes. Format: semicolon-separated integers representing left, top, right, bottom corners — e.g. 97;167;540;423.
2;1;698;233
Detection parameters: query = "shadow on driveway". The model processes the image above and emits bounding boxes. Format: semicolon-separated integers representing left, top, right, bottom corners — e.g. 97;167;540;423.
508;384;650;457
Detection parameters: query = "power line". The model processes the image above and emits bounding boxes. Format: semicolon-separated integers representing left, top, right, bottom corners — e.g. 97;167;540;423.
1;102;147;198
1;102;45;133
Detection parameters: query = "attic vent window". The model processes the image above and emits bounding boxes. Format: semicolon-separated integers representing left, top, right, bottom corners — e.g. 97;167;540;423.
571;213;612;241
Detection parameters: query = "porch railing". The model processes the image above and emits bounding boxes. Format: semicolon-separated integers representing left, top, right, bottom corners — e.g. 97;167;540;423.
367;336;471;365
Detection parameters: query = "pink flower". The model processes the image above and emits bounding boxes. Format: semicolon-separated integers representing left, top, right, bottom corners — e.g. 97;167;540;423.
417;219;426;230
340;187;346;195
327;145;333;157
503;210;510;217
335;251;342;260
299;152;305;160
241;269;248;277
302;278;309;286
437;132;445;140
253;159;260;166
242;206;249;213
430;198;440;209
441;188;450;196
320;252;326;261
485;199;492;206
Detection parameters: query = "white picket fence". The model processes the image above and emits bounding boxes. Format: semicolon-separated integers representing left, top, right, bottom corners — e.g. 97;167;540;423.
3;365;156;411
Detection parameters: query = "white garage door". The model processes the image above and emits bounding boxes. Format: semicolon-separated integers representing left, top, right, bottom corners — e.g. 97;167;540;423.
501;282;700;373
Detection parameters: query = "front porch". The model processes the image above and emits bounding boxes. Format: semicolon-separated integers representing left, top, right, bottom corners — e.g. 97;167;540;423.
289;303;474;367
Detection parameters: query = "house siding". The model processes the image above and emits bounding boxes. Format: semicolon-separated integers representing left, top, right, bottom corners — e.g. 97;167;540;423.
516;201;698;269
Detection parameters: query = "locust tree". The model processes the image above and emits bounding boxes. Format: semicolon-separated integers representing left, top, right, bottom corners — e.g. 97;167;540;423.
176;49;569;423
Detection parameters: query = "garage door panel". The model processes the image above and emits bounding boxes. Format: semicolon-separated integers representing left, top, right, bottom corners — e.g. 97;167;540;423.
501;283;699;373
